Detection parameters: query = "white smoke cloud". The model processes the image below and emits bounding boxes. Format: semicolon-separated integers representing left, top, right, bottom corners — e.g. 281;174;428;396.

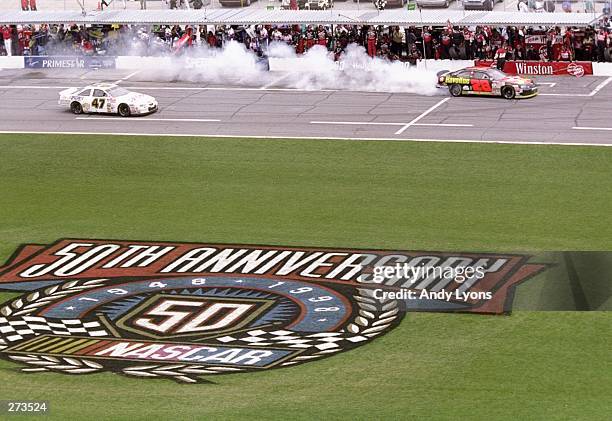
138;40;440;95
285;43;440;95
266;41;296;59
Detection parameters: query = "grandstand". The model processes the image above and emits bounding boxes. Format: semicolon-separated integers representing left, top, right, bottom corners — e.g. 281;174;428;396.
0;9;603;25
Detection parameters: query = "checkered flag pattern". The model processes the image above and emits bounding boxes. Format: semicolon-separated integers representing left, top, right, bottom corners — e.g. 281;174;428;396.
215;329;370;351
0;316;109;349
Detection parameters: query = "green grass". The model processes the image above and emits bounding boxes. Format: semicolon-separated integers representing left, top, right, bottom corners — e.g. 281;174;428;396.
0;134;611;420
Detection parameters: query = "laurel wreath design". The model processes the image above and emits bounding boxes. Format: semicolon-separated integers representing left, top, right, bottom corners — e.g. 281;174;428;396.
346;288;399;336
0;279;110;374
8;354;104;374
122;364;244;383
0;279;107;317
1;280;403;383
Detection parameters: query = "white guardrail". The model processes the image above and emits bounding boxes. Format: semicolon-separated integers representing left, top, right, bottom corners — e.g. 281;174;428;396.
0;56;26;68
592;62;612;76
2;56;612;75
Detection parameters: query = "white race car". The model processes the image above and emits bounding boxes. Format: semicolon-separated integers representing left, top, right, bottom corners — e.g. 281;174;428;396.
58;83;158;117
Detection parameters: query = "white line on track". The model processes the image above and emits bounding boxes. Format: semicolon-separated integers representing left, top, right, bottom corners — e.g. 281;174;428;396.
538;82;557;88
1;130;610;147
539;93;589;97
310;121;473;127
572;126;612;131
129;86;337;92
75;117;221;122
395;98;450;135
114;70;142;85
261;73;294;90
411;123;473;127
589;76;612;96
0;86;72;89
311;121;405;126
0;85;336;93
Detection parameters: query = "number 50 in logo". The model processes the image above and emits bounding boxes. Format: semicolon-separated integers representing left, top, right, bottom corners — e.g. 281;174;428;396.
117;295;275;339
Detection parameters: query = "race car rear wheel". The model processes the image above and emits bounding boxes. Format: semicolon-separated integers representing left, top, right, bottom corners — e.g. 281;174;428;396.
501;86;516;99
118;104;131;117
70;101;83;115
449;84;462;97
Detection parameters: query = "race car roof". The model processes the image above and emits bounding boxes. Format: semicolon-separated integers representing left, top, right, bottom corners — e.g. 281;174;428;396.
89;82;119;89
0;9;602;27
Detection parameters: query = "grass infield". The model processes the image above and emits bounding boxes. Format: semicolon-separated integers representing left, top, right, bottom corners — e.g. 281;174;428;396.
0;134;610;420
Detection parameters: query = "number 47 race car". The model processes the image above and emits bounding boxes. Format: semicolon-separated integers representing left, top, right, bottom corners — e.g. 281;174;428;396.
58;82;158;116
437;67;538;99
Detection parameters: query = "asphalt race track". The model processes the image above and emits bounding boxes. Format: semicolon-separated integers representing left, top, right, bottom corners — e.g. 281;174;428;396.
1;68;612;146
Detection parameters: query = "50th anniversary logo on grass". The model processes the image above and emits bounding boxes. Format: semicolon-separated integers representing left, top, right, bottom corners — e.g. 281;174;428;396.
0;239;546;383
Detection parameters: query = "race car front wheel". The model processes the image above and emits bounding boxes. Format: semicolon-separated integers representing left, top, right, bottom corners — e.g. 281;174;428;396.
501;86;516;99
118;104;131;117
449;84;462;97
70;101;82;115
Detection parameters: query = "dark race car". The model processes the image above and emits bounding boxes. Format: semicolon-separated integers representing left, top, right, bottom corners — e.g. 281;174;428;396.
437;67;538;99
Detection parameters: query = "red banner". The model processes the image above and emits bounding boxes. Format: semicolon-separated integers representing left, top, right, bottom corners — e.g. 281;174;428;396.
475;60;593;77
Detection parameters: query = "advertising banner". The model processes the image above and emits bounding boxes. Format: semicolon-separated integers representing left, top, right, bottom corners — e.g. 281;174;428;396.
24;56;116;69
475;60;593;77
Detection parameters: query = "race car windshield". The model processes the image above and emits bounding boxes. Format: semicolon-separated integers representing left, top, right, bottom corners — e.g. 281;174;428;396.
108;87;130;97
487;69;507;79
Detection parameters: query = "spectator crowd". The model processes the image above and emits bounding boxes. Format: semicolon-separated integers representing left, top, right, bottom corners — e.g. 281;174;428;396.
2;18;612;63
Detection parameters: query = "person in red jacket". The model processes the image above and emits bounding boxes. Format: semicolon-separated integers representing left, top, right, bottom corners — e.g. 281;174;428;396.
559;44;571;61
596;28;607;62
423;27;433;59
16;25;25;55
440;31;452;59
296;33;305;55
494;43;507;70
186;26;193;47
206;31;216;48
433;39;442;60
563;28;573;48
29;0;37;10
1;26;12;56
81;38;94;55
367;27;376;58
317;26;327;48
305;29;315;50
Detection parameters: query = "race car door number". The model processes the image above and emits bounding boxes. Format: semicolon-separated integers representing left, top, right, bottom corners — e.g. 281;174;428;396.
91;98;106;109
